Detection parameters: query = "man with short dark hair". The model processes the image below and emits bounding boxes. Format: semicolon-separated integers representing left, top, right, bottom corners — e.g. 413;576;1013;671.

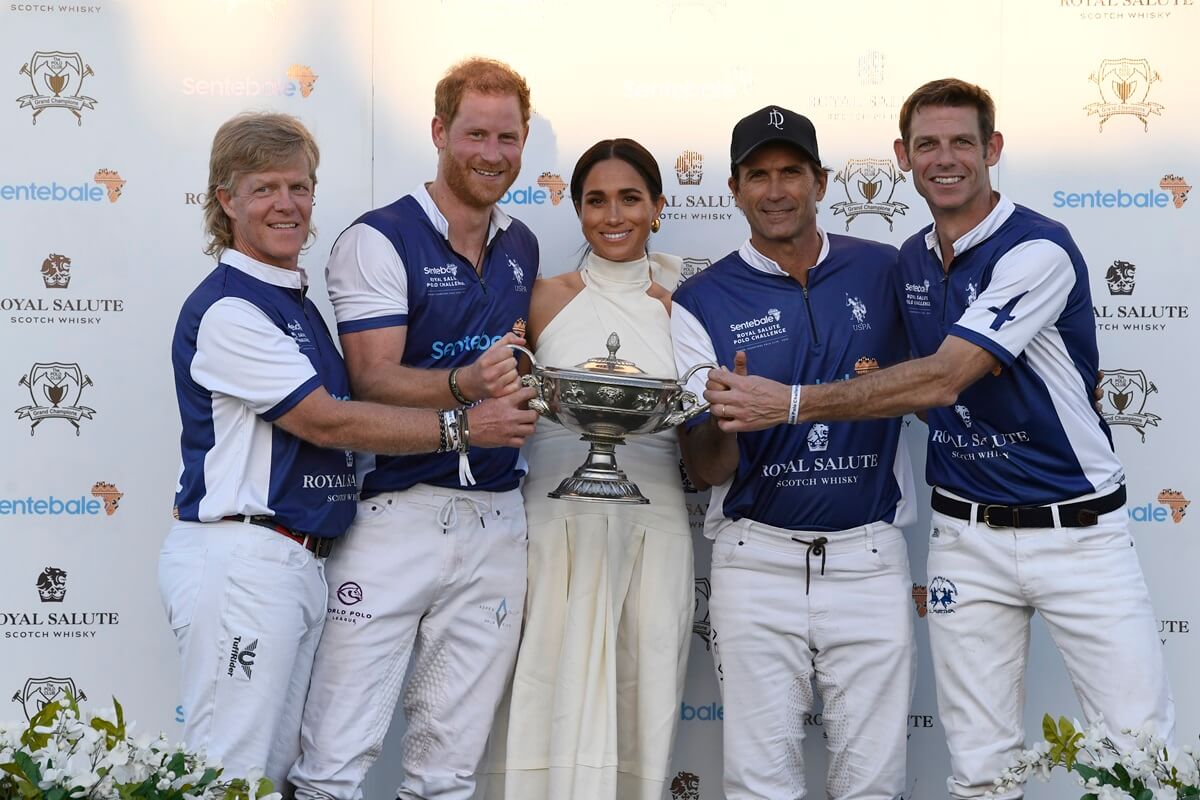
671;105;917;800
705;79;1175;799
290;58;540;800
161;111;535;792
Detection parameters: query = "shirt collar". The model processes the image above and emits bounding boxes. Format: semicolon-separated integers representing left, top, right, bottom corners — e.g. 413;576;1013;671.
924;193;1015;259
737;226;830;277
415;183;512;245
221;248;308;289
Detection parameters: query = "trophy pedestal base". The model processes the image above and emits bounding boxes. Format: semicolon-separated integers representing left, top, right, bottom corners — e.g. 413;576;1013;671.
547;436;650;505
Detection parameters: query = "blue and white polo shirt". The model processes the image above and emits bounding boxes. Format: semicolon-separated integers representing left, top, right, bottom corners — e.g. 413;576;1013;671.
897;194;1123;505
326;185;538;496
672;232;916;535
172;249;357;538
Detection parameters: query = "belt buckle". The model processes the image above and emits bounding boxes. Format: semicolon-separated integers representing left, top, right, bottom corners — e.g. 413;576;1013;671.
981;504;1016;529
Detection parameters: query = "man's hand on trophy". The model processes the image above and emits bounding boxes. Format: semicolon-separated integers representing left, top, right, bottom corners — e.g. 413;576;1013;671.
467;386;539;448
705;351;790;433
460;332;526;400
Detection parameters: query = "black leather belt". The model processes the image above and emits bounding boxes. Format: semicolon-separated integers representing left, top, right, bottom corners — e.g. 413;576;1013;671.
931;485;1126;529
223;514;335;557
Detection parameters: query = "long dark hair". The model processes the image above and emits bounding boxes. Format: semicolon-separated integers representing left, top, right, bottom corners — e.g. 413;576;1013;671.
569;138;663;211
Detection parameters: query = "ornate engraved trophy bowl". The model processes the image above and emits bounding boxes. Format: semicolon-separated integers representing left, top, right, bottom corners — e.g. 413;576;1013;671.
512;332;715;504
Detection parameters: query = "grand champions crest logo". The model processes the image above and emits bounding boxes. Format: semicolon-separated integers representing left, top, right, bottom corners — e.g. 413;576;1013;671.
1085;58;1164;132
831;158;908;231
14;362;95;435
16;51;96;125
1099;368;1161;441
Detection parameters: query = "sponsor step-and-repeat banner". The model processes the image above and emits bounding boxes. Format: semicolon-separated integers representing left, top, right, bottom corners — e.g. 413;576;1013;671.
1;2;1195;798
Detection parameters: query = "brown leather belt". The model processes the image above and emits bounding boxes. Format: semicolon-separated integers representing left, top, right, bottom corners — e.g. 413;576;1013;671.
930;485;1126;529
223;514;335;557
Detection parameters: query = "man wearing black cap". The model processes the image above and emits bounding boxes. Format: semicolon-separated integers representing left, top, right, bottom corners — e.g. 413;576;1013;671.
670;106;917;799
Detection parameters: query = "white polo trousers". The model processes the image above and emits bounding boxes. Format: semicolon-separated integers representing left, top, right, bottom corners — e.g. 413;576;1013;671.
925;498;1175;800
709;519;915;800
289;484;527;800
158;519;328;792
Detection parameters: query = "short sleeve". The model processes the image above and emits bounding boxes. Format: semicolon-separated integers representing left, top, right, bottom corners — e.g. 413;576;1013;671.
191;297;321;420
671;303;718;430
949;239;1074;365
325;223;410;335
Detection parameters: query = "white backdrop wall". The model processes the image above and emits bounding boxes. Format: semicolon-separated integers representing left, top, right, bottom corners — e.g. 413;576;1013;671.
0;2;1195;799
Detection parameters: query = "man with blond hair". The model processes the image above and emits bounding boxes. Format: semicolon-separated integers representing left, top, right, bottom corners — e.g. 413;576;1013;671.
161;112;536;792
290;58;539;800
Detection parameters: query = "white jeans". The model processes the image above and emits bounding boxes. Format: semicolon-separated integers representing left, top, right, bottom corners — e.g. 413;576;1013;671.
289;484;527;800
926;497;1175;799
709;519;915;800
158;519;328;792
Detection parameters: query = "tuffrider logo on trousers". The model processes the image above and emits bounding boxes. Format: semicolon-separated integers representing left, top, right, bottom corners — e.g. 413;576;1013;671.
227;635;258;680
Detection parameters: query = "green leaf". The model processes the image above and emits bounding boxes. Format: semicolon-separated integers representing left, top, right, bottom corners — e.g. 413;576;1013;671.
1135;789;1153;800
1112;762;1132;787
1042;713;1058;744
113;696;127;740
45;787;67;800
10;753;40;788
1073;763;1100;781
1057;716;1076;741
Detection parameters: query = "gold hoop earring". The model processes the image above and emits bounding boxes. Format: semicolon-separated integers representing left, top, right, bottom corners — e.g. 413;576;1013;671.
650;218;661;233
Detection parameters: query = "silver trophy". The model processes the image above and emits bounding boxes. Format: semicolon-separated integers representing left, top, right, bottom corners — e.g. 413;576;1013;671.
512;332;715;504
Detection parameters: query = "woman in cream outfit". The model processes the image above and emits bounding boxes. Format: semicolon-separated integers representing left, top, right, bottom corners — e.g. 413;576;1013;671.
485;139;695;800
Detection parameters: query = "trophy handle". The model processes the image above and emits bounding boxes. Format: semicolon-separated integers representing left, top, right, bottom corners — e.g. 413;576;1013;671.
510;345;558;422
656;362;717;430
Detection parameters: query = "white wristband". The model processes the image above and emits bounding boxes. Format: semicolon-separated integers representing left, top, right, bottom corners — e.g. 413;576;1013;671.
787;384;802;425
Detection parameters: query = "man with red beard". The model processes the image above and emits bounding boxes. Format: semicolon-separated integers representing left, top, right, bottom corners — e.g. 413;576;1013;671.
290;58;539;800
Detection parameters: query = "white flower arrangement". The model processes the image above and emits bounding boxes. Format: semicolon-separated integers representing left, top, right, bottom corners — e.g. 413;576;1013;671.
0;696;279;800
989;714;1198;800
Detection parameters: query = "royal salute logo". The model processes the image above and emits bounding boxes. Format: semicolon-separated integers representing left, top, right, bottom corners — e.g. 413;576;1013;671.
15;51;96;125
3;251;127;327
669;771;700;800
806;423;830;453
674;149;704;185
857;49;886;85
927;576;958;614
41;253;71;288
11;677;86;720
912;583;928;618
1106;259;1136;295
693;577;711;650
1099;368;1161;441
14;362;96;435
1159;617;1191;646
954;404;972;428
36;567;67;603
1095;256;1189;334
830;158;908;231
854;356;879;374
1085;58;1164;132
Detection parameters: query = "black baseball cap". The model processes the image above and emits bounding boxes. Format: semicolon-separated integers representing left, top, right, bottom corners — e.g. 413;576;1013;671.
730;105;821;167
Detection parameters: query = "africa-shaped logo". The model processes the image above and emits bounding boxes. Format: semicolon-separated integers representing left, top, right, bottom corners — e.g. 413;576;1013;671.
535;172;567;206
